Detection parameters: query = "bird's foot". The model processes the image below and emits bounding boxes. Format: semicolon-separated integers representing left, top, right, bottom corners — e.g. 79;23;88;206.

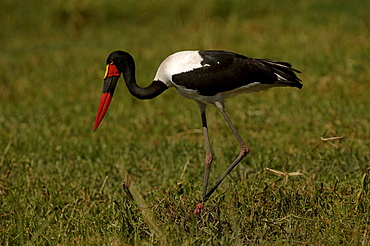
193;203;203;215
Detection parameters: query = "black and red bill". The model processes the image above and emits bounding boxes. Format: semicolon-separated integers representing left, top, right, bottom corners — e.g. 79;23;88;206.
93;64;120;131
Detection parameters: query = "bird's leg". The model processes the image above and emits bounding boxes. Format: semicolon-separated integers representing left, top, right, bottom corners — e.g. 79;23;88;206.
201;110;213;199
202;101;250;202
193;103;213;214
197;103;213;199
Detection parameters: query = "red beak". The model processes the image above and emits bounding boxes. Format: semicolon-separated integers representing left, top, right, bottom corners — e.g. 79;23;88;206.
94;64;120;131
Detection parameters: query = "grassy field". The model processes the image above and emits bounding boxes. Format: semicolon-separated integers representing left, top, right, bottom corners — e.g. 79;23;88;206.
1;0;370;245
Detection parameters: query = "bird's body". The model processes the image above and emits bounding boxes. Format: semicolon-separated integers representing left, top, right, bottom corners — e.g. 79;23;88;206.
94;50;302;214
155;50;301;103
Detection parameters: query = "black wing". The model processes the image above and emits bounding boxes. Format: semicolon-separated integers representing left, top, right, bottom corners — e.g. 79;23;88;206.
172;50;302;96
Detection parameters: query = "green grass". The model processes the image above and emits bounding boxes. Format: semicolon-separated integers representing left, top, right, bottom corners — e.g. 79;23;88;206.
1;0;370;245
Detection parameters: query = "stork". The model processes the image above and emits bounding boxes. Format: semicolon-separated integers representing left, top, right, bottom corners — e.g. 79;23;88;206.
94;50;302;214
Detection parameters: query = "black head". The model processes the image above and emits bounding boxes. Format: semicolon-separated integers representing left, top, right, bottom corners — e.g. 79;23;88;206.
105;50;134;71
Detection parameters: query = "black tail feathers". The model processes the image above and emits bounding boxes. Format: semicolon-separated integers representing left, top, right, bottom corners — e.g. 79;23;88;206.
262;59;303;89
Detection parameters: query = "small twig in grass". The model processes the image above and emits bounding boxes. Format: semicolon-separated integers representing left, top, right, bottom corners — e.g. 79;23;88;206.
307;135;346;157
320;136;346;148
265;167;305;177
265;167;306;185
320;136;346;141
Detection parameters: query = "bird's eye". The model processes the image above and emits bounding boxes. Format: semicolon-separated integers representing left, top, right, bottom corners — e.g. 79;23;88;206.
110;61;114;65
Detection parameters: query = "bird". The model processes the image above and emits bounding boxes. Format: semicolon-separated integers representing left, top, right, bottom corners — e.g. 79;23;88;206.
93;50;302;214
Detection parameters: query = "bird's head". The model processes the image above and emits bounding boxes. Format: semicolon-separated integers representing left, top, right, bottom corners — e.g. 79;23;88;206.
93;51;127;131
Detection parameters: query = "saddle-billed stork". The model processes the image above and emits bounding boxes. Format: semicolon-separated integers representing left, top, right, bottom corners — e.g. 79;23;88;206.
94;50;302;214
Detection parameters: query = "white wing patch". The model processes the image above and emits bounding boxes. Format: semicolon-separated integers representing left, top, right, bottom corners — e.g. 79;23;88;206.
154;51;203;87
